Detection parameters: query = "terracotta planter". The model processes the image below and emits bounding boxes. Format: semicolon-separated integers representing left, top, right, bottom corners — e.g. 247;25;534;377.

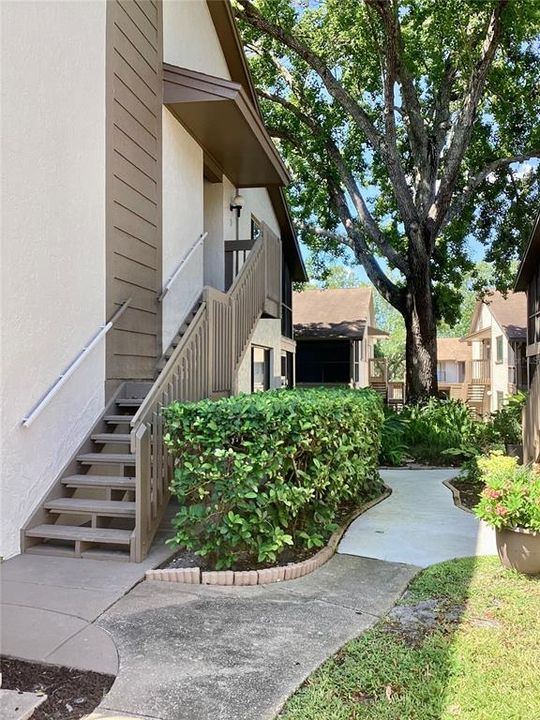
496;527;540;575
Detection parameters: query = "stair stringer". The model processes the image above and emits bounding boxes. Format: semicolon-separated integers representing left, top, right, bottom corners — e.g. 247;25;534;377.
20;382;138;554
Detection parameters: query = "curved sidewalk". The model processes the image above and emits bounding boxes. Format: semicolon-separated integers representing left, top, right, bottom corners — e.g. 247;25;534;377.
339;468;497;566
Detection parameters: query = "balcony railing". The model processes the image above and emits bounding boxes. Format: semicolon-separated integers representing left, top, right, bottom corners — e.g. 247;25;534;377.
468;359;491;383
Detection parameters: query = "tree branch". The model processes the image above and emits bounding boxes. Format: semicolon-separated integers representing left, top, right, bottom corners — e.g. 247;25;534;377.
431;0;508;235
443;151;540;228
261;90;409;275
328;180;404;310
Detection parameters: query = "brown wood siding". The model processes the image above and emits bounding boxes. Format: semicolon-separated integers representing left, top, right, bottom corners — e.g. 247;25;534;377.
106;0;162;386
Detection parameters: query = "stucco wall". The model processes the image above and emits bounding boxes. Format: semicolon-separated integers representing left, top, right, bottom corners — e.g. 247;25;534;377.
236;319;284;393
162;108;204;349
163;0;231;78
0;1;107;559
490;317;508;411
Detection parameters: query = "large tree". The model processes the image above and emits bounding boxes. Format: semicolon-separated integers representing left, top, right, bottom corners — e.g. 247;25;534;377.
234;0;540;401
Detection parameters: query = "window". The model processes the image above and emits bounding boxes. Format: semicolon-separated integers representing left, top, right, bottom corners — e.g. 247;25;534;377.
457;361;465;383
281;351;294;388
251;346;270;392
495;335;504;363
497;391;504;410
352;341;360;384
528;269;540;348
437;362;447;382
251;216;262;243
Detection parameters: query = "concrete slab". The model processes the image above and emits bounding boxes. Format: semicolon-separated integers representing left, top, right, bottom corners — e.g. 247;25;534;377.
0;689;47;720
0;605;87;664
0;580;119;622
95;555;416;720
0;531;174;673
339;468;497;566
45;624;119;675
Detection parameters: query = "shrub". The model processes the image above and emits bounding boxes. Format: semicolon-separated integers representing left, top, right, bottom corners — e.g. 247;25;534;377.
489;392;526;446
379;410;409;466
401;398;479;465
163;388;384;569
474;453;540;531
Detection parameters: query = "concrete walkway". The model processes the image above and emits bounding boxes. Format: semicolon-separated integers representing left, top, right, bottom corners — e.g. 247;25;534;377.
0;534;172;674
92;555;418;720
2;469;497;720
339;468;497;566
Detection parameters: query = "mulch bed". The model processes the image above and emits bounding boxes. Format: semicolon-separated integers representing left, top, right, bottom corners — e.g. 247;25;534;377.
163;492;386;573
0;657;114;720
449;476;483;510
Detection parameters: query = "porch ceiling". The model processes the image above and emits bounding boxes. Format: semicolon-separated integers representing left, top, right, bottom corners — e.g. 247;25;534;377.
163;63;290;188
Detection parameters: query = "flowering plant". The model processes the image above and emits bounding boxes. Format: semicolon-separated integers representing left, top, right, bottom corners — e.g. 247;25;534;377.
474;453;540;531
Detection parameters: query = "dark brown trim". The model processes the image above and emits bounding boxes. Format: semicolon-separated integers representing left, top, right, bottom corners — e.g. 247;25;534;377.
206;0;260;110
163;63;289;187
515;212;540;291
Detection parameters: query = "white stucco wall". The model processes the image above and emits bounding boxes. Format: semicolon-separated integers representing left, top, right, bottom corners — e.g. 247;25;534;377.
162;107;204;349
490;317;508;411
163;0;231;78
203;180;226;291
0;1;107;559
236;319;283;393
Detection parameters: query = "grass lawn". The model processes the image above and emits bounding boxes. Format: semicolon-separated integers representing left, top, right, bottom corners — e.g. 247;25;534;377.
279;557;540;720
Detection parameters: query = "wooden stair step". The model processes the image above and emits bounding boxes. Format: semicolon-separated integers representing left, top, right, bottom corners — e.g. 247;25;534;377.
45;498;136;517
104;415;134;424
116;398;145;407
78;452;136;466
62;474;136;490
91;433;131;444
26;524;132;545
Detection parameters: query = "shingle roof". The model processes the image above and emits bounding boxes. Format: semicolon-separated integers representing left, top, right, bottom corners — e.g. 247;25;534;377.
437;337;471;362
483;291;527;341
293;287;373;339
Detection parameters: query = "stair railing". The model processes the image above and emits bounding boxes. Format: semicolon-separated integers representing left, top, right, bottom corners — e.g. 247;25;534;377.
22;298;131;428
158;232;207;301
130;224;281;560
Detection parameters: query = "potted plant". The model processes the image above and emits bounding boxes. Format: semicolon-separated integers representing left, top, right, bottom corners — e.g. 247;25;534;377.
474;453;540;575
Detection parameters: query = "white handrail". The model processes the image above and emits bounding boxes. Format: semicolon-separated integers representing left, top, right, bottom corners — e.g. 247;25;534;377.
22;298;131;428
158;232;207;302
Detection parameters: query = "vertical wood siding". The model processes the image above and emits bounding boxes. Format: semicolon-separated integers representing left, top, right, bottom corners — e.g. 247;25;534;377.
106;0;162;384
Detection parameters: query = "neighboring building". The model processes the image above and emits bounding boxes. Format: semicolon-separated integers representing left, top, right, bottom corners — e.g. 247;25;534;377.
463;291;528;414
0;1;306;561
515;213;540;464
293;288;388;388
437;338;471;401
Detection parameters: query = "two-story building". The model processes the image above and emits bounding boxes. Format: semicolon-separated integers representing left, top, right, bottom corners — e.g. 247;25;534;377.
293;287;388;390
437;337;471;401
462;291;528;415
515;214;540;465
0;0;306;562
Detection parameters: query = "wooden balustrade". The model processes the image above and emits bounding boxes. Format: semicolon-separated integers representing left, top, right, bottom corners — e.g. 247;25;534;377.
130;223;281;560
468;359;491;383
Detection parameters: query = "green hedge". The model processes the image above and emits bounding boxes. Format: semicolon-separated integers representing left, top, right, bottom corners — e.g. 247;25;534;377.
163;388;384;569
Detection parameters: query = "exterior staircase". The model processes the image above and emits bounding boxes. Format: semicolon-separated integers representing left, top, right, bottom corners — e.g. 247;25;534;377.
21;224;282;562
466;383;488;417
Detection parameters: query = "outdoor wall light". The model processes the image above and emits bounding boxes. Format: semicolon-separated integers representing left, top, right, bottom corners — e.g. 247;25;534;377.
230;193;245;218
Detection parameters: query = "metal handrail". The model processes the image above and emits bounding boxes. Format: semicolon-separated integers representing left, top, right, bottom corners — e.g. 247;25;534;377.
22;298;131;428
158;232;207;302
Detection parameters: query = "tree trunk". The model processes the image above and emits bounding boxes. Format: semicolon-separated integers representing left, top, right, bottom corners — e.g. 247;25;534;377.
403;258;438;403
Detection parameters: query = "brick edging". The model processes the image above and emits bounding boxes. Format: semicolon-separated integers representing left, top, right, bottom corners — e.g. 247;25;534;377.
145;485;392;586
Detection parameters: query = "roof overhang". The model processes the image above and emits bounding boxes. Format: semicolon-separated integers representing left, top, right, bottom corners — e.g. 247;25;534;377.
294;321;367;340
163;63;290;188
461;327;491;343
515;212;540;291
368;325;390;338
